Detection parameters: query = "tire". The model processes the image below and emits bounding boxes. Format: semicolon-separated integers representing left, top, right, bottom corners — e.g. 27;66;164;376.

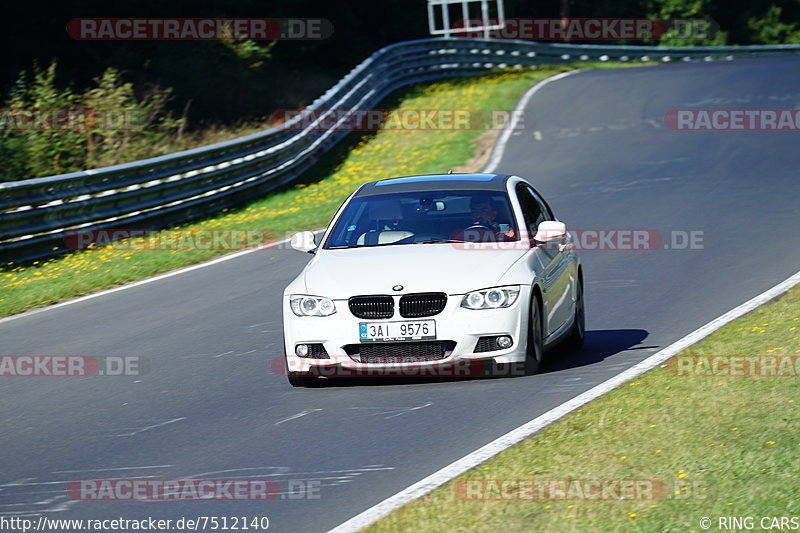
287;373;306;387
284;352;321;388
524;293;544;375
563;277;585;351
287;373;319;387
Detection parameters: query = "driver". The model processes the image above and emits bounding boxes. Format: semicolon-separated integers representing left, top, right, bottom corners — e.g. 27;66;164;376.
469;197;499;230
466;196;515;240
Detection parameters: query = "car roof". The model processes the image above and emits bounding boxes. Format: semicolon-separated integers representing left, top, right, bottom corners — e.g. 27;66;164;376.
353;173;513;197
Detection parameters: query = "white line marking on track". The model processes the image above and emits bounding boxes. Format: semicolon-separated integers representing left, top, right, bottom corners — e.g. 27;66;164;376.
112;417;186;437
0;476;159;488
348;401;433;419
190;466;394;478
0;230;325;327
483;69;585;174
51;465;173;474
275;409;322;426
1;478;36;487
329;269;800;533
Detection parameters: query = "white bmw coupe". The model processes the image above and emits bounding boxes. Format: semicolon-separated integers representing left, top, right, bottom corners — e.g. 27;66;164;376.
282;173;583;386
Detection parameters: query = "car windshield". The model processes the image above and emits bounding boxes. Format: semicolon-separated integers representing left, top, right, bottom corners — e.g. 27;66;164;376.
324;190;520;249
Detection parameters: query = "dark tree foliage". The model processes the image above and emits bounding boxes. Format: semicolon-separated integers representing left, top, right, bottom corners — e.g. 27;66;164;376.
1;0;798;125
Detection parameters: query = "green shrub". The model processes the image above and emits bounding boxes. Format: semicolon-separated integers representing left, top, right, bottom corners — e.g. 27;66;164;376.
0;62;183;182
747;5;800;44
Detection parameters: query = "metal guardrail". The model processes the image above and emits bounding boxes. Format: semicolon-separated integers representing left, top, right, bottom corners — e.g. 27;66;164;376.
2;37;799;261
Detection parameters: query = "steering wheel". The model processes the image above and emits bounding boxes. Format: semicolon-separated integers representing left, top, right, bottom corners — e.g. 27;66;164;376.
466;219;494;230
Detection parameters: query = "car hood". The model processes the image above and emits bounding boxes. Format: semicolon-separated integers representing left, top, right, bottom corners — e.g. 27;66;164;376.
300;244;528;298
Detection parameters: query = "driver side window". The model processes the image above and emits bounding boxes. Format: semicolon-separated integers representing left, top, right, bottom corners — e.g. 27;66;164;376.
515;184;546;238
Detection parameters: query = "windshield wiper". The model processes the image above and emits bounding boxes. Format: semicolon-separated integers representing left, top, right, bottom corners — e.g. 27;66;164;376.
412;239;467;244
328;239;467;248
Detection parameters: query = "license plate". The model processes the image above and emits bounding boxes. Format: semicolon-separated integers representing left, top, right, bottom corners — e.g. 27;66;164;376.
359;320;436;342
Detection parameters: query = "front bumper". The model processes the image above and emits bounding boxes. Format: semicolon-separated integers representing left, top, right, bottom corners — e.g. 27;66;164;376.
282;286;531;378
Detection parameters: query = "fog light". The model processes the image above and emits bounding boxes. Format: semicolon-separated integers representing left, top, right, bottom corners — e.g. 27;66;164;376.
295;344;309;357
496;336;513;349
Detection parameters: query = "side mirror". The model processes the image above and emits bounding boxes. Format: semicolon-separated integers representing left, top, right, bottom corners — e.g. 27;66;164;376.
290;231;317;253
533;221;567;243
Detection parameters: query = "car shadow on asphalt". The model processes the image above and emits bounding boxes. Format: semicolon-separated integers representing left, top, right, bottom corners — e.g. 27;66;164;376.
539;328;652;374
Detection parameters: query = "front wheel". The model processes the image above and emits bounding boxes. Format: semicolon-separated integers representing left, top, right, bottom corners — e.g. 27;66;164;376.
563;278;585;351
287;372;322;387
524;294;543;375
284;353;322;388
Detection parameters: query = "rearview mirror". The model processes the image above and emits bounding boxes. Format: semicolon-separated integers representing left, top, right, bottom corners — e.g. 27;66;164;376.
290;231;317;253
533;221;567;243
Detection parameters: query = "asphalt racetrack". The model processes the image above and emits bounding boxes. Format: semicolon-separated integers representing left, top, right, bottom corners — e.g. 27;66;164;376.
1;56;799;532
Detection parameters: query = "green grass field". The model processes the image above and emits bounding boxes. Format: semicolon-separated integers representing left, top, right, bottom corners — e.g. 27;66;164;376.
365;284;800;532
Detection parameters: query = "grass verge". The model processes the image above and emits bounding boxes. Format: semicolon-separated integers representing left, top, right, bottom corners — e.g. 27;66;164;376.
365;284;800;532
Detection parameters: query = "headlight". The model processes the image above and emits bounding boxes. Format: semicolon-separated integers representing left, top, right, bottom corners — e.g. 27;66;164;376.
290;295;336;316
461;286;520;310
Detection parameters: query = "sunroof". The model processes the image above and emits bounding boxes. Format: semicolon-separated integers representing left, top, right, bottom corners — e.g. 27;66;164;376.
375;174;495;186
